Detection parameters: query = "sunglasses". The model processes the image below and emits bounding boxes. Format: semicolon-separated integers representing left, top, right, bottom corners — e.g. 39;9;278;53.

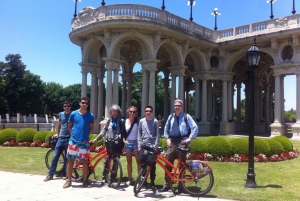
174;105;181;107
145;110;152;113
129;111;136;114
63;105;70;108
81;102;89;105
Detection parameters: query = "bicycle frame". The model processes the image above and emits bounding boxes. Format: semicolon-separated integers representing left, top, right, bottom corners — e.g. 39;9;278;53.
85;149;108;171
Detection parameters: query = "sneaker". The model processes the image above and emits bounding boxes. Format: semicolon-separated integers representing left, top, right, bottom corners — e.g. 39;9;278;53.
63;180;71;188
83;180;91;188
149;182;156;189
43;175;53;182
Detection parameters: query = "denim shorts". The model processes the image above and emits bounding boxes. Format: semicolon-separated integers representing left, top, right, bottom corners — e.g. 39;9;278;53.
125;141;138;153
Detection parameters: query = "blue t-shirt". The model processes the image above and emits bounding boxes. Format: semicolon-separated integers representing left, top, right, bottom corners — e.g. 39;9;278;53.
58;112;71;138
68;110;94;142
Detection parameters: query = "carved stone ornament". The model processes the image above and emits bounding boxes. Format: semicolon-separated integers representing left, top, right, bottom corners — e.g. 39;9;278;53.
275;17;288;28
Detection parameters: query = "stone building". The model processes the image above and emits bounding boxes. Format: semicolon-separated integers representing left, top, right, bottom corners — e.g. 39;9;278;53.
69;4;300;136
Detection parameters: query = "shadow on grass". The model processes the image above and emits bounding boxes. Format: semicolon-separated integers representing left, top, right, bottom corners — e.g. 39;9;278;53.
257;184;282;188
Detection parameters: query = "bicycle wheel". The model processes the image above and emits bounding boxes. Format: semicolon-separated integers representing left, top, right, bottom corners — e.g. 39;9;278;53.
45;149;65;174
179;166;214;196
105;157;123;189
73;160;93;181
133;167;149;195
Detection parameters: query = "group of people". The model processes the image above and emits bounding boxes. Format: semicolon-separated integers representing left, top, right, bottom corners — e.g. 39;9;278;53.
44;97;198;194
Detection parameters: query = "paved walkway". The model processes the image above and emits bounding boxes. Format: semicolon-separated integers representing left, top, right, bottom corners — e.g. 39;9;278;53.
0;171;235;201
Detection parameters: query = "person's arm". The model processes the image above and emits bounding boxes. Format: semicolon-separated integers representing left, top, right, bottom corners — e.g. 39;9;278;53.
164;115;172;146
53;120;61;139
154;119;160;146
182;114;198;144
67;122;73;134
137;119;142;150
89;123;94;134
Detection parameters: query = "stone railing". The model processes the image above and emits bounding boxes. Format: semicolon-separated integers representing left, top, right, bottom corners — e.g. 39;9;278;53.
216;14;300;42
71;4;213;41
71;4;300;43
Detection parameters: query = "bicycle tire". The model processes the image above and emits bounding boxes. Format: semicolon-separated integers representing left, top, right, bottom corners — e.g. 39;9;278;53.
179;165;214;196
133;167;149;195
105;157;123;189
45;149;65;174
73;160;93;180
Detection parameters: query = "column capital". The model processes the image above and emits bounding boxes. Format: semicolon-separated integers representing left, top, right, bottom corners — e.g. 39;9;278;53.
139;59;160;71
168;66;188;76
103;57;123;71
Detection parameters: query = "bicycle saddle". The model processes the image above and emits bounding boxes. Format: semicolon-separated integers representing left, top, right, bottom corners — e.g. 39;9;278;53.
177;147;190;153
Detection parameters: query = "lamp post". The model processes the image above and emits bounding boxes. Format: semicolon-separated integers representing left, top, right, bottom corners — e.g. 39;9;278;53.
101;0;105;6
245;38;261;188
73;0;81;18
162;0;165;10
267;0;276;19
187;0;196;22
211;8;221;30
292;0;296;14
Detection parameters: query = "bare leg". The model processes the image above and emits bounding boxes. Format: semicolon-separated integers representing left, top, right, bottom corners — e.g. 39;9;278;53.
126;152;133;182
134;152;141;173
67;158;75;184
82;160;88;182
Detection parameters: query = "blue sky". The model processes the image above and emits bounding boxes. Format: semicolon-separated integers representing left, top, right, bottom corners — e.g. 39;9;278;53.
0;0;297;110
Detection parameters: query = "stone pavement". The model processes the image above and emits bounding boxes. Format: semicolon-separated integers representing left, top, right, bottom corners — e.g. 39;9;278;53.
0;171;235;201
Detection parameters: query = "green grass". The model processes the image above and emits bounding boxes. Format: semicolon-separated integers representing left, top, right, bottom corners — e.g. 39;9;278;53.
0;140;299;201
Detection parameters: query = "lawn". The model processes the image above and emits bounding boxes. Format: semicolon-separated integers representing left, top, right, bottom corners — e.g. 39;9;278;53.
0;139;299;201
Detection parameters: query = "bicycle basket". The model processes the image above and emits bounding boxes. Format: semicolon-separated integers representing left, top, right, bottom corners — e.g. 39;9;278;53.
105;139;122;155
49;136;57;149
138;148;157;166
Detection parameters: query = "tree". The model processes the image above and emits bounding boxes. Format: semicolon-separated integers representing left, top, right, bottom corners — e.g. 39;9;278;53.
284;109;296;122
0;54;26;115
62;84;91;111
43;82;64;116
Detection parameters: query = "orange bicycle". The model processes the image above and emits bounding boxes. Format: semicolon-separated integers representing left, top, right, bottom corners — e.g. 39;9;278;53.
133;144;214;196
73;138;123;188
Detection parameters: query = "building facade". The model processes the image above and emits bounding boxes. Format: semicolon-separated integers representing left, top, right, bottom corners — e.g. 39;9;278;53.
69;4;300;136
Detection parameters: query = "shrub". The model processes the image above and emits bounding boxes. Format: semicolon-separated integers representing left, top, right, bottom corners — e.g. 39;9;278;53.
33;130;50;143
16;128;37;143
206;136;232;157
254;138;271;156
190;138;208;154
229;138;248;155
272;136;293;151
89;134;104;147
0;128;18;144
45;132;55;143
266;139;284;156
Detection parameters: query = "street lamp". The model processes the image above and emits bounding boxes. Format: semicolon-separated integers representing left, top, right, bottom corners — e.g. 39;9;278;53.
162;0;165;10
187;0;196;22
211;8;221;30
245;38;261;188
101;0;106;6
73;0;81;18
267;0;276;19
292;0;296;14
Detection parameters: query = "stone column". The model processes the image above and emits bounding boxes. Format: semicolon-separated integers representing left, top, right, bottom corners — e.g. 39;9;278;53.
122;80;127;113
254;80;261;123
80;65;89;97
280;76;285;122
163;77;170;121
97;69;105;121
170;74;176;113
201;79;208;122
127;75;133;111
296;74;300;122
236;81;242;122
227;80;233;121
90;69;98;120
113;68;119;105
222;80;228;122
207;81;213;121
195;78;200;120
265;85;270;122
178;74;184;101
149;70;156;116
274;75;281;123
244;83;249;122
141;69;148;114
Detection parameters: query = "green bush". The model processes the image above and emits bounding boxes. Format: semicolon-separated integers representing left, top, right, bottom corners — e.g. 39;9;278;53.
254;138;271;156
266;139;284;156
0;128;18;144
45;132;55;143
16;128;37;143
206;136;232;157
89;134;104;147
229;138;248;155
190;138;208;154
33;130;50;143
272;136;293;151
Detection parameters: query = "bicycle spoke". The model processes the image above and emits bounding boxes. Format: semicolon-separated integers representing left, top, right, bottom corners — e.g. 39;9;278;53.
105;157;123;189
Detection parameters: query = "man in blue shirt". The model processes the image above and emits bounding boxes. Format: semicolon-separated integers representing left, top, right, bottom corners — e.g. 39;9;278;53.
63;97;94;188
159;99;198;194
44;101;72;182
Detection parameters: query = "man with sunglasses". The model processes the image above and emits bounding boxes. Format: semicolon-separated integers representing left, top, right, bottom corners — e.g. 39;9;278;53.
159;99;198;194
63;97;94;188
44;101;72;182
138;105;160;188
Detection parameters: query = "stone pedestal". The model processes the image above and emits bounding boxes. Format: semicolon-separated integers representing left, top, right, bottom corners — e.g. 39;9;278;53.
220;121;236;134
292;123;300;136
99;119;109;134
270;122;287;136
198;121;211;135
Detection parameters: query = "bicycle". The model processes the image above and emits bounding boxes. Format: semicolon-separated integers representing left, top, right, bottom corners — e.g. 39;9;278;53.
133;144;214;196
73;137;123;189
44;136;67;175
